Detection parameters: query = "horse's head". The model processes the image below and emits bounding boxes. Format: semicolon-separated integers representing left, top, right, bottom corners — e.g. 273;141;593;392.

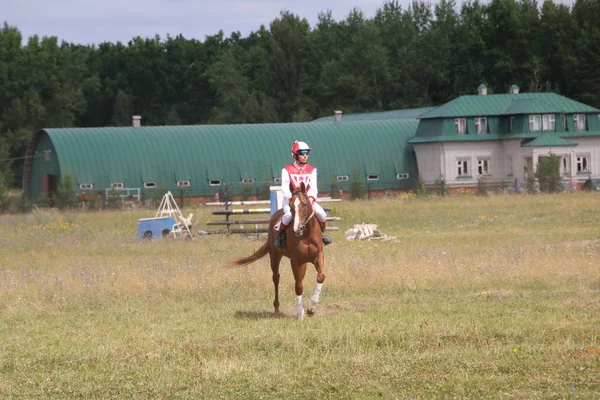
288;182;314;237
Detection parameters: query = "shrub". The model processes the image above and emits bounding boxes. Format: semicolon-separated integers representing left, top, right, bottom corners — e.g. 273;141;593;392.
414;175;427;198
330;176;340;199
36;193;52;208
55;169;79;210
240;183;253;201
477;177;489;197
434;174;448;196
259;172;271;200
350;170;365;200
535;154;561;193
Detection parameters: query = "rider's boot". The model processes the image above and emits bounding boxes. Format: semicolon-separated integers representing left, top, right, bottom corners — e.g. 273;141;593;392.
319;221;333;246
274;222;288;249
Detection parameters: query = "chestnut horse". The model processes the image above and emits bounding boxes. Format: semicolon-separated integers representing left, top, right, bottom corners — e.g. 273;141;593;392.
227;182;325;319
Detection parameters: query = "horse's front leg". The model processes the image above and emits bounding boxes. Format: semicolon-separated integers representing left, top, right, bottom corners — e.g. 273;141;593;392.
292;261;308;320
270;252;283;314
310;250;326;305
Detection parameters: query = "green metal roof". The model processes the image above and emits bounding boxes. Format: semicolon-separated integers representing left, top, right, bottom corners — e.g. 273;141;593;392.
312;107;435;123
419;93;600;119
25;119;420;199
409;130;600;144
521;134;578;147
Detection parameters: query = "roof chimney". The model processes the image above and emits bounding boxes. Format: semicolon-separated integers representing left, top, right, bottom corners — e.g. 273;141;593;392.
334;110;343;122
509;84;520;94
478;84;487;96
132;115;142;128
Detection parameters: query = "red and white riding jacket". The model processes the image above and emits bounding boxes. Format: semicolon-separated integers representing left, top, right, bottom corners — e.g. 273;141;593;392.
281;162;318;202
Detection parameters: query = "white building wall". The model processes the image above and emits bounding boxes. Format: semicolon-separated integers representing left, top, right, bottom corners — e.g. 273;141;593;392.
413;143;442;183
415;137;600;188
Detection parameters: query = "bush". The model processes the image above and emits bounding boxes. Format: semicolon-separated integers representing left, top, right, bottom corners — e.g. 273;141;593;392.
259;173;271;200
330;176;340;199
535;154;561;193
87;192;105;210
350;170;365;200
477;177;489;197
36;193;52;208
434;174;448;196
414;175;427;198
0;175;8;213
106;189;123;210
55;169;79;210
240;183;253;201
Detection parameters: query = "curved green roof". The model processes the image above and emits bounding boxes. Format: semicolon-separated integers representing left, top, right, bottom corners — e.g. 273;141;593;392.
312;107;435;123
25;119;419;199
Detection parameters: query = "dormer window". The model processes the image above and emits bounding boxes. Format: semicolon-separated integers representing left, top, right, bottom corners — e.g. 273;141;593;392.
573;114;586;131
529;114;555;132
455;118;467;135
475;117;487;134
561;114;567;131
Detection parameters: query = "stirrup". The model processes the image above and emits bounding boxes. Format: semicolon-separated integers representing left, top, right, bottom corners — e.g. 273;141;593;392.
274;231;286;248
322;234;333;246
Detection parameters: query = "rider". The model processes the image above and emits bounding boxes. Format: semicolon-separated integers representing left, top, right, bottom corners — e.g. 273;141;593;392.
274;140;333;249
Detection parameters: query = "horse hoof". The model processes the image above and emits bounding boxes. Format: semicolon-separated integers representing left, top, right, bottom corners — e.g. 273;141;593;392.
306;308;315;317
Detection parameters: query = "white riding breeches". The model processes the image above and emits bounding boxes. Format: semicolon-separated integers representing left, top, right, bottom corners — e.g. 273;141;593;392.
281;200;327;226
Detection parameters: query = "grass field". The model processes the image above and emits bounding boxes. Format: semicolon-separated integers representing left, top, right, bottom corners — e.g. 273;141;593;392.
0;192;599;399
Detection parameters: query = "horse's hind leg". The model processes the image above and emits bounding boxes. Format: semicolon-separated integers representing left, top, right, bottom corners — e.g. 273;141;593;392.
270;251;283;314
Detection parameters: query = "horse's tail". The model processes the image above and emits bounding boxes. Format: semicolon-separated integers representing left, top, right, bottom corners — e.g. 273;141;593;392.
226;241;269;267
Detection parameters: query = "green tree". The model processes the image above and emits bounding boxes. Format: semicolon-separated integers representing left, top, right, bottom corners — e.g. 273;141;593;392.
55;168;78;210
535;154;561;193
350;170;365;200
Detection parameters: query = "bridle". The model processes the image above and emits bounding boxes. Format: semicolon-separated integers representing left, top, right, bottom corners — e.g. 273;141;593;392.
291;192;315;235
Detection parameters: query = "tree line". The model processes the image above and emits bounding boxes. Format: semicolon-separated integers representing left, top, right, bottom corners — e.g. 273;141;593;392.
1;0;599;188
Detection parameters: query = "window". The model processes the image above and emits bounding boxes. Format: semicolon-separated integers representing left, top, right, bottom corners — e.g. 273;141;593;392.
273;177;282;184
177;180;190;187
366;174;379;181
144;182;156;188
455;118;467;135
457;159;470;177
477;159;490;175
209;179;222;186
561;155;571;176
576;155;590;173
475;117;487;134
574;114;586;131
241;178;255;184
542;114;555;131
396;173;410;180
79;183;93;190
336;175;349;181
529;115;541;131
510;117;514;133
111;182;124;189
560;114;567;131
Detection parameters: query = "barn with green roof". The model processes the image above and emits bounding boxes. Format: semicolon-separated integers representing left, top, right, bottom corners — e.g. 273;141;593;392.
22;87;600;202
23;119;419;201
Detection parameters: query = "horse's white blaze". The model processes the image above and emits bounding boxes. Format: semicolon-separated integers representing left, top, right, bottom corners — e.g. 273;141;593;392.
296;295;304;320
311;282;323;304
292;197;301;233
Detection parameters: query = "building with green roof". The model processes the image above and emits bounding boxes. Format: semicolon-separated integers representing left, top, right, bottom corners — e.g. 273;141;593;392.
311;107;435;123
22;86;600;202
23;119;419;201
409;87;600;188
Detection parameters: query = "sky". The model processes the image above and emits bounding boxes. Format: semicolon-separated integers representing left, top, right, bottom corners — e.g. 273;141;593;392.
3;0;399;46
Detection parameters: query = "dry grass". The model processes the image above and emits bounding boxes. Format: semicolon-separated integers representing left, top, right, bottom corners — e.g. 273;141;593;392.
0;192;599;398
